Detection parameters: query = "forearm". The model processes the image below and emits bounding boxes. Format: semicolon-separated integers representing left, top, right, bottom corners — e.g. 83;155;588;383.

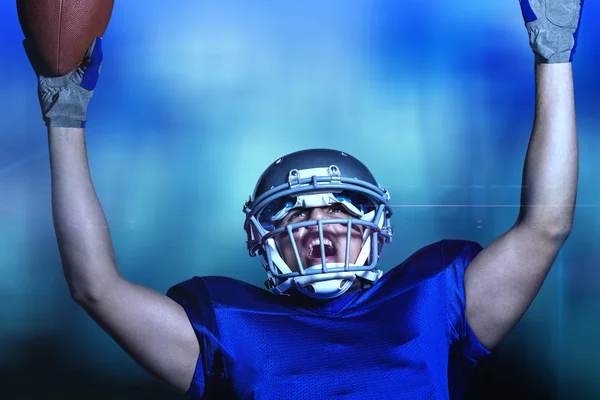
49;127;121;302
516;63;578;236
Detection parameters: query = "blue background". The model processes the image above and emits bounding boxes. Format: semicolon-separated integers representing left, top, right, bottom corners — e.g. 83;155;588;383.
1;1;599;398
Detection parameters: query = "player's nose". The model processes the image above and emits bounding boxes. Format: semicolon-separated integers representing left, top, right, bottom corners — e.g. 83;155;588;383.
308;207;328;220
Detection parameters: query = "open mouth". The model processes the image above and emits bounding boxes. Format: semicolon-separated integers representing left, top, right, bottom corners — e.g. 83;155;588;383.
304;232;338;265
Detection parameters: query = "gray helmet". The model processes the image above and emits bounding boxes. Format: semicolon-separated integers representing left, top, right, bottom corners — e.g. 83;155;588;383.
243;149;393;299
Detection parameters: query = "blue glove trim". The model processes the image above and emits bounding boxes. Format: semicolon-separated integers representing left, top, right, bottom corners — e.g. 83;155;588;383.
520;0;538;23
80;38;103;91
569;0;585;62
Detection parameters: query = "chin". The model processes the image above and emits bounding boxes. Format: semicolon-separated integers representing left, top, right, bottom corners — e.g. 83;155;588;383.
305;257;338;267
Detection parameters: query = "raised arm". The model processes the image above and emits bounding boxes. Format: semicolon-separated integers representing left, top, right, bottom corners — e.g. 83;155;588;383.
29;39;199;394
49;126;198;394
463;0;582;349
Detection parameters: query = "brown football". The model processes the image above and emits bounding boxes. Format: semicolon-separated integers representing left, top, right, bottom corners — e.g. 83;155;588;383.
17;0;114;77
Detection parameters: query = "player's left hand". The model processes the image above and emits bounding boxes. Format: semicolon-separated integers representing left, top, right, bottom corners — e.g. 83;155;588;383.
519;0;584;63
23;37;103;128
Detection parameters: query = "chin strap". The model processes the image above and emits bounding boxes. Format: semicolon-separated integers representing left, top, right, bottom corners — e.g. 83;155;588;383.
270;266;383;299
297;276;356;299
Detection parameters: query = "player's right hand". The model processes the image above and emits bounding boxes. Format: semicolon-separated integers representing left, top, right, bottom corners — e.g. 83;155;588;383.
23;37;103;128
519;0;584;64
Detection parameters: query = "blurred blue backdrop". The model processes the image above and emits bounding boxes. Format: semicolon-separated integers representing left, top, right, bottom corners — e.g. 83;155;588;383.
1;1;599;399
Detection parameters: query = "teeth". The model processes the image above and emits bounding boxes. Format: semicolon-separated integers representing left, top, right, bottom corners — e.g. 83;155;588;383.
307;238;333;258
309;238;332;248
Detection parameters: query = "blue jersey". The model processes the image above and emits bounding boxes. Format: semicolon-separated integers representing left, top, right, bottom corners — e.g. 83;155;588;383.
166;239;491;399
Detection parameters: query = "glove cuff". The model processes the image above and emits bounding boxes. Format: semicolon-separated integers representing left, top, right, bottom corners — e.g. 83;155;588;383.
534;52;573;65
45;118;87;128
527;25;576;64
39;78;92;128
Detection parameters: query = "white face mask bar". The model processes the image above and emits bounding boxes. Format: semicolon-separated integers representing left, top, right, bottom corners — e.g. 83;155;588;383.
263;205;388;275
256;203;390;299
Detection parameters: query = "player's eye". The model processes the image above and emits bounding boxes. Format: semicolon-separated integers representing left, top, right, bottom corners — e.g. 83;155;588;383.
288;209;307;221
328;204;347;215
327;204;349;218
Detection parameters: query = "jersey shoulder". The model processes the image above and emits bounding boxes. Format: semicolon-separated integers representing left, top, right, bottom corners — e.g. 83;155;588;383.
167;275;296;315
373;239;483;297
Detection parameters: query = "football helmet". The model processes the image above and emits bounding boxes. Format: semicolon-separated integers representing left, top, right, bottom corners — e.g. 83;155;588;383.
243;149;393;299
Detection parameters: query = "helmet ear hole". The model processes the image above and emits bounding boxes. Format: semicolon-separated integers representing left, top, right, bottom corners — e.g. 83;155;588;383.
339;279;348;289
306;285;316;293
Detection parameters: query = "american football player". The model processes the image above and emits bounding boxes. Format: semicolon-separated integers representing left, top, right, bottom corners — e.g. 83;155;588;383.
27;1;582;398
